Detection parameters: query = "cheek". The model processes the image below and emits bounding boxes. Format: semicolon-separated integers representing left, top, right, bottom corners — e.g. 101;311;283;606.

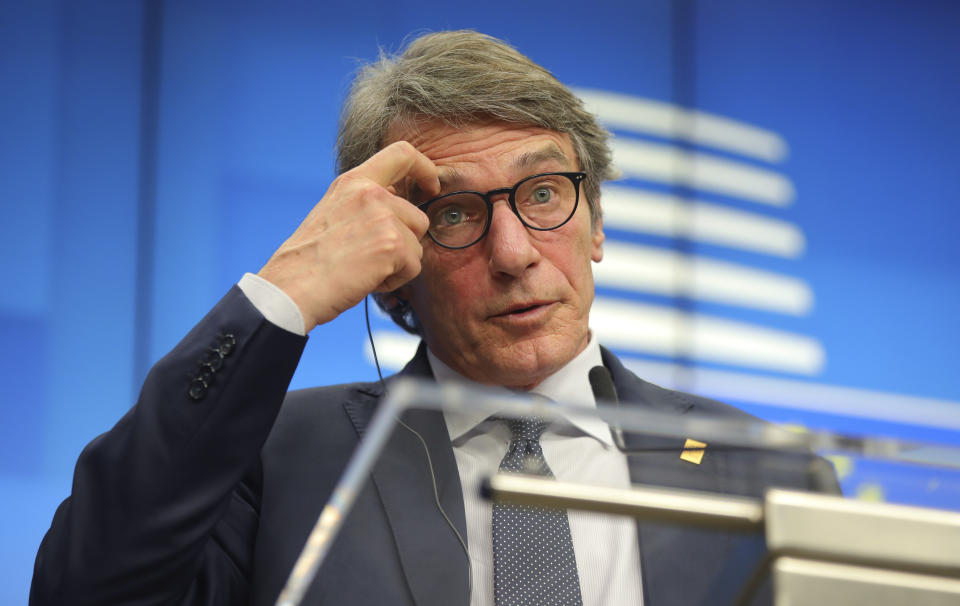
433;274;478;315
563;261;595;306
545;233;596;289
417;255;485;318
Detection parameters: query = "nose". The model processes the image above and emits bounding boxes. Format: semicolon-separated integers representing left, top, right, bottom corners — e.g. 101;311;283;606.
485;198;541;277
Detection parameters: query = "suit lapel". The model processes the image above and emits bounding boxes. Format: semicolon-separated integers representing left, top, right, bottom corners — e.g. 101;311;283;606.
343;344;470;606
602;349;734;605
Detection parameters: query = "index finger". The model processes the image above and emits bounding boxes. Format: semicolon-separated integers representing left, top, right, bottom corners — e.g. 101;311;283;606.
354;141;441;199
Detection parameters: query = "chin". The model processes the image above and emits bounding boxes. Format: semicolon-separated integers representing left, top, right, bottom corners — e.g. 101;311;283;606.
481;335;583;389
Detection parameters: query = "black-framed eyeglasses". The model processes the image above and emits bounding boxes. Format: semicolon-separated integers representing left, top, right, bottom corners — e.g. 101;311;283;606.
416;171;587;249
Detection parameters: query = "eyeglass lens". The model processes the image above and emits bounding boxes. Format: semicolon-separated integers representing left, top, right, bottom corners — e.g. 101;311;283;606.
422;173;580;248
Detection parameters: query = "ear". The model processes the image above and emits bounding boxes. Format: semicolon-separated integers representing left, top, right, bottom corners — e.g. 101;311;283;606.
379;289;409;312
591;216;605;263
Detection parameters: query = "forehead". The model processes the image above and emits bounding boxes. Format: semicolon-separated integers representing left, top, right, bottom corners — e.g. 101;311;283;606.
388;120;578;193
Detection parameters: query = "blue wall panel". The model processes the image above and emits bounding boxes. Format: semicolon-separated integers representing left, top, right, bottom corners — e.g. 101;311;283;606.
2;1;958;603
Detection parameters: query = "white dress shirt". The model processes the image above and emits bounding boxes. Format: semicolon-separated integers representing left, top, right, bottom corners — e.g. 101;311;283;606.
429;337;643;606
237;273;644;605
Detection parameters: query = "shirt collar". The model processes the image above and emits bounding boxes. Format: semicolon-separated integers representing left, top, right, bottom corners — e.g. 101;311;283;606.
428;333;613;446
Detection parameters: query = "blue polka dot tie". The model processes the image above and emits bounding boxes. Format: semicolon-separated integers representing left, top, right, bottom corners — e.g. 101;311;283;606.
493;417;584;606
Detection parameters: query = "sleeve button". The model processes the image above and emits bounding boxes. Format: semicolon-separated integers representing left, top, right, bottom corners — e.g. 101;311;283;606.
195;367;214;385
201;349;224;372
218;333;236;357
188;378;208;401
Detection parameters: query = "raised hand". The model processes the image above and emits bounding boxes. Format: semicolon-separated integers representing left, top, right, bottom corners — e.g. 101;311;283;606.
258;141;440;331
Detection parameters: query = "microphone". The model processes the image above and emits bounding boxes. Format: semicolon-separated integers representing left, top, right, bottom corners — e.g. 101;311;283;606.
589;365;626;449
589;365;712;455
588;365;617;404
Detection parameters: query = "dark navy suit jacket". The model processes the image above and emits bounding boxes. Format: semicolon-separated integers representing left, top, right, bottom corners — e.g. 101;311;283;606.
31;287;835;606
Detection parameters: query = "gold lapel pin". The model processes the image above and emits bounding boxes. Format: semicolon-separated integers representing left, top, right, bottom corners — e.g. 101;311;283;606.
680;438;707;464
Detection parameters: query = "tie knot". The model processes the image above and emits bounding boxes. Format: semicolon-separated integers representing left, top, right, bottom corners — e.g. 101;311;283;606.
504;416;548;442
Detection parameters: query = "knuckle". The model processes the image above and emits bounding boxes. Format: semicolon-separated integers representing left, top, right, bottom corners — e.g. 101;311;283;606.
403;257;422;280
415;211;430;235
376;230;403;254
333;170;359;187
354;180;382;198
349;183;391;211
391;140;415;155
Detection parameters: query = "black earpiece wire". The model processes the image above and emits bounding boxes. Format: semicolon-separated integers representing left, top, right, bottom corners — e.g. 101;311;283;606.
364;295;387;390
364;295;474;603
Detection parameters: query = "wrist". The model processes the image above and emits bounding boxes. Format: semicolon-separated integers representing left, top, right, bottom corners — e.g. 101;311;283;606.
240;272;308;336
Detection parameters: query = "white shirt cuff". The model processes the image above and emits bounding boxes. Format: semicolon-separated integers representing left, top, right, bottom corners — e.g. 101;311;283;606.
237;272;306;336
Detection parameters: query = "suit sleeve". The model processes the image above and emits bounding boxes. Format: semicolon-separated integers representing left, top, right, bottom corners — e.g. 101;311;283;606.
30;286;308;606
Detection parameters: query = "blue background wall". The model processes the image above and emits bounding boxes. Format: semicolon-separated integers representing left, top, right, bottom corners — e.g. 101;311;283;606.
2;1;958;602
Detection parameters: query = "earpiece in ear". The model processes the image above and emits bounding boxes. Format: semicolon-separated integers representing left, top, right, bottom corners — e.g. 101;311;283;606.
377;292;407;312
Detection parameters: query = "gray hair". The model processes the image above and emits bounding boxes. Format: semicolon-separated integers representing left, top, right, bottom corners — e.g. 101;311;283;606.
337;30;615;334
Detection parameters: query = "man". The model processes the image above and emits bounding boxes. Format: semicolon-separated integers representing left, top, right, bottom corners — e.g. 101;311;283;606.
31;31;833;606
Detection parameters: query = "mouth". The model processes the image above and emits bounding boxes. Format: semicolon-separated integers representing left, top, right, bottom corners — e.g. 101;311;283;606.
492;301;553;319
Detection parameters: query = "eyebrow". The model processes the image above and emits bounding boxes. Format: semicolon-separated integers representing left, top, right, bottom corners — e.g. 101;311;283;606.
409;167;465;204
512;145;573;171
437;167;467;192
408;143;573;204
